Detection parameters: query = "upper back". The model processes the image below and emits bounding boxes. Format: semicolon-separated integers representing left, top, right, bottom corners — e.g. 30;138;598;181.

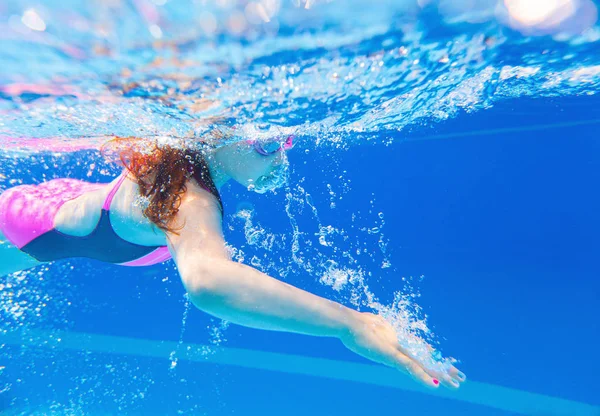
54;173;167;247
53;171;225;253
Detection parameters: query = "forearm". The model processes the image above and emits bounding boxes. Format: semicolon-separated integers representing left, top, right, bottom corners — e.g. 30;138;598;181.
179;258;358;338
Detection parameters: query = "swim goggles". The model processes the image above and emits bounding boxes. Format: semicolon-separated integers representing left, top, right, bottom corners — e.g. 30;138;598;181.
250;135;295;156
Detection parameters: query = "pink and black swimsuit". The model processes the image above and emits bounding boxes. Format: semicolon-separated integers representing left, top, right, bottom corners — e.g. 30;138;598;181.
0;173;171;266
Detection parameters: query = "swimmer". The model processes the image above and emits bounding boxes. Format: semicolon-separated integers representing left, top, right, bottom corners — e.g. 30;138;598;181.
0;133;466;389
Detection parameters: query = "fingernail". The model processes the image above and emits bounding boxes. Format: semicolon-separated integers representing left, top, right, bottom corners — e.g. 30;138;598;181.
457;371;466;381
433;379;439;385
452;378;460;386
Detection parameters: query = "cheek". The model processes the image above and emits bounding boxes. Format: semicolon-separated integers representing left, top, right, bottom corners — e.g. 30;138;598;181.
249;156;272;177
232;153;274;183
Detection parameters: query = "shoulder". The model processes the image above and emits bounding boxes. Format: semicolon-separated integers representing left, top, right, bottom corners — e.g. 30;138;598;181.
178;178;223;218
170;178;224;237
167;179;229;262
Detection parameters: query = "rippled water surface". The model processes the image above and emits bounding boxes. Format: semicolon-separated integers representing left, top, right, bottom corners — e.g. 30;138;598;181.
2;0;600;144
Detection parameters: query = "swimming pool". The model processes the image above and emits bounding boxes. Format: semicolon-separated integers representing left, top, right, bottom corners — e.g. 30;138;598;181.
1;0;600;414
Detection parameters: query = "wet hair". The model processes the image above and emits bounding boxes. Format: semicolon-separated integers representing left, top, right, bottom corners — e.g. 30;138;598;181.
103;137;223;234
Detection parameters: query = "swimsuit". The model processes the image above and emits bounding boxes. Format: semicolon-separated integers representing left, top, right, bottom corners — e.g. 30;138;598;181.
0;174;171;266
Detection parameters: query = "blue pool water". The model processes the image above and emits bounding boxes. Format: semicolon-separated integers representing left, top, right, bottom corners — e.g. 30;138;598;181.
1;0;600;414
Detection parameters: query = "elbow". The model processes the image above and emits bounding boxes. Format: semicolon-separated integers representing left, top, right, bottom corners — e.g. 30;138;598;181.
178;259;224;304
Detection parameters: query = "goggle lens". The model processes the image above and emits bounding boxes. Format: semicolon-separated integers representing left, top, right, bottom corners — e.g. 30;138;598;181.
252;135;295;156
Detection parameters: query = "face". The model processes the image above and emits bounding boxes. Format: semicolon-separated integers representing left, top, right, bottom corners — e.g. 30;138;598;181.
213;138;292;193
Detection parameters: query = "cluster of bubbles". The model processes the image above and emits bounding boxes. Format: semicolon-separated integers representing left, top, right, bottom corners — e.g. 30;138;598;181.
225;182;448;371
0;263;85;414
0;251;226;415
0;267;70;334
169;296;231;371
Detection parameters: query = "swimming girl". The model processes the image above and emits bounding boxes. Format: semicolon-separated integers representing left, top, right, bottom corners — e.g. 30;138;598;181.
0;133;466;390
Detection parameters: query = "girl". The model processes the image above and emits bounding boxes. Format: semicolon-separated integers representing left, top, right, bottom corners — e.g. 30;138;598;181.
0;134;465;390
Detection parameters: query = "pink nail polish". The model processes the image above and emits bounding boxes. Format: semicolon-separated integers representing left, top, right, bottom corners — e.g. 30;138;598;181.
433;379;439;385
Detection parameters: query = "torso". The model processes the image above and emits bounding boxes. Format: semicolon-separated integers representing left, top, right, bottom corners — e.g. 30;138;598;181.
0;172;220;276
0;173;166;275
53;174;167;247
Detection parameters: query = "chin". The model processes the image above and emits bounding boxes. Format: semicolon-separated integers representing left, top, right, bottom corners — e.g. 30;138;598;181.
249;165;288;194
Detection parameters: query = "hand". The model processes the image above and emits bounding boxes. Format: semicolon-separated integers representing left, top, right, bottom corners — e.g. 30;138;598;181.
340;312;466;389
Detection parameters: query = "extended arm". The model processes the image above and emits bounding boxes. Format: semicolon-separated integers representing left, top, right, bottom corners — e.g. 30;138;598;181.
179;256;357;337
166;181;463;389
167;183;355;338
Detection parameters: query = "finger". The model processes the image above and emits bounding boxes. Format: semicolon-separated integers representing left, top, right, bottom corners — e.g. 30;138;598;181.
397;345;464;389
447;366;466;382
421;362;464;389
392;351;440;389
422;346;467;385
433;358;466;387
433;370;462;389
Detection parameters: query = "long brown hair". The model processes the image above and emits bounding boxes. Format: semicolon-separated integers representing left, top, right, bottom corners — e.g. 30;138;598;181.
103;137;223;234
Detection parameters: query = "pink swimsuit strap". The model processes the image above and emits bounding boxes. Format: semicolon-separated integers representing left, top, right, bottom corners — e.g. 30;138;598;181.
119;246;171;267
102;173;129;211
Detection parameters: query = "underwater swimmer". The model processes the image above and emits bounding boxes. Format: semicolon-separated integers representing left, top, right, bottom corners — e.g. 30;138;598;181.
0;134;465;389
